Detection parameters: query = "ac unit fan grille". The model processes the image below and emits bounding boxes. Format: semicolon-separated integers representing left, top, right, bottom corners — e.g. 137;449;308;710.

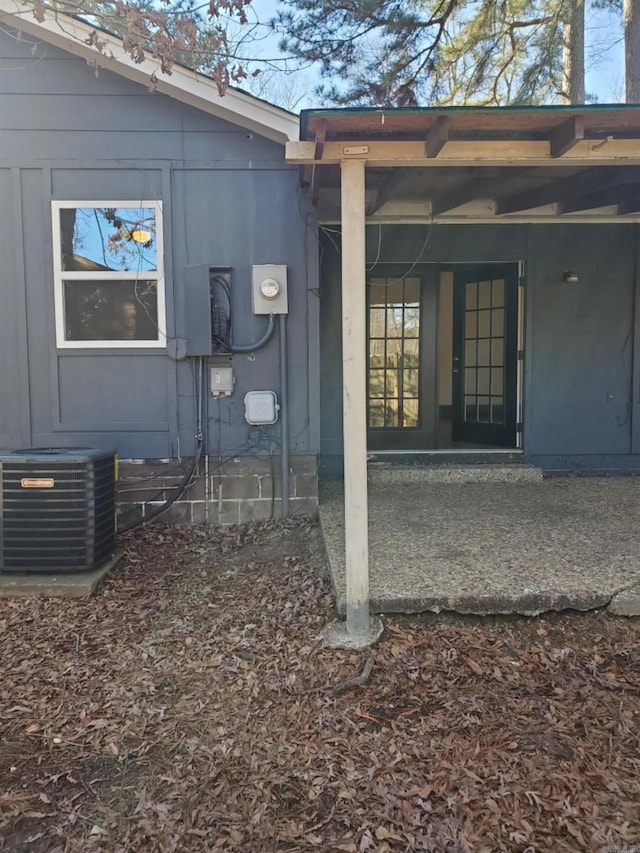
1;453;115;572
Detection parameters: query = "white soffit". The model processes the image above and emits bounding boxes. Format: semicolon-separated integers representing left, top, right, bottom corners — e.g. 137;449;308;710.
0;0;299;144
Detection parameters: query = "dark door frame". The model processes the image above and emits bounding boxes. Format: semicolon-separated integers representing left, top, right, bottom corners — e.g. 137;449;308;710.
366;264;438;451
451;263;520;448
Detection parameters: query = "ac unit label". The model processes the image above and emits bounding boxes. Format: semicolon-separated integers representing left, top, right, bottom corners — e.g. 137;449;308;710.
21;478;55;488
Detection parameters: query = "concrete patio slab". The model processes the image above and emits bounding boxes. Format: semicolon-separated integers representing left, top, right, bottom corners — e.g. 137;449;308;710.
320;479;640;616
0;550;124;598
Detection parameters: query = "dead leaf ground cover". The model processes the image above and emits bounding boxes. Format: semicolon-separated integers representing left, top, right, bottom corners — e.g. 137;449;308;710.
0;518;639;852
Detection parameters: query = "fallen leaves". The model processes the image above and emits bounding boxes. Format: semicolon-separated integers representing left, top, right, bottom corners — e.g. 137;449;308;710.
0;518;639;851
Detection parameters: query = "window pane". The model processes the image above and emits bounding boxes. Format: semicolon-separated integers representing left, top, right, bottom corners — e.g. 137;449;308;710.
386;338;402;368
387;308;403;337
477;309;491;338
60;207;157;272
369;370;385;398
465;340;476;367
404;307;420;337
369;308;386;337
491;367;504;395
386;279;404;305
64;280;158;341
478;339;491;366
491;337;504;366
403;398;419;428
477;367;490;395
403;369;419;397
370;339;385;368
385;400;400;427
465;312;477;339
385;369;400;397
492;308;504;336
465;368;476;394
492;279;505;307
478;396;491;423
403;339;419;368
466;282;477;309
369;401;385;428
492;398;504;424
404;278;420;305
369;282;387;305
478;281;491;309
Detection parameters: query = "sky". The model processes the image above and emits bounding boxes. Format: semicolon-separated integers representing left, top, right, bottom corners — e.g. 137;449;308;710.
234;0;627;111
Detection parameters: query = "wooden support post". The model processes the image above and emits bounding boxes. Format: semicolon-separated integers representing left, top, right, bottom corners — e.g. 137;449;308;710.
340;158;370;635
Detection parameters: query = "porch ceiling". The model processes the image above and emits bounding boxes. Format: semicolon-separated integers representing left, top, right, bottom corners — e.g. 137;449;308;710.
288;106;640;221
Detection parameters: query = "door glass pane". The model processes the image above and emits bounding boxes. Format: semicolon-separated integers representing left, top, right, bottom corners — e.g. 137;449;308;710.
368;277;421;429
478;281;491;309
491;337;504;366
404;278;420;305
387;308;403;337
478;339;490;366
403;369;419;397
492;308;504;336
477;310;491;338
465;369;476;394
369;370;386;398
492;398;504;423
403;399;419;428
492;279;505;307
491;368;504;395
386;339;402;367
403;339;419;367
465;397;477;422
369;401;385;427
465;340;476;366
370;308;386;337
477;367;490;395
465;312;477;339
370;339;385;368
385;400;400;427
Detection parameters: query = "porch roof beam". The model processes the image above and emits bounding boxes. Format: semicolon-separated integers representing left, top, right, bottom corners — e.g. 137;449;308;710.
429;176;501;216
496;166;640;214
367;168;413;215
426;116;450;158
558;183;640;214
550;115;585;157
286;138;640;167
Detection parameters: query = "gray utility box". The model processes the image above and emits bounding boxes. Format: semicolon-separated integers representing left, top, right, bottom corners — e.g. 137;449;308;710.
184;265;231;356
251;265;288;315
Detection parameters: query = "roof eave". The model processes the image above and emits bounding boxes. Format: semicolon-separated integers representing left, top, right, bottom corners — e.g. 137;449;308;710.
0;0;299;144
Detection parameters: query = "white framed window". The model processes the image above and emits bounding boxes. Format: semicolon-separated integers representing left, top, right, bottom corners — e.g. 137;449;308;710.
52;201;166;349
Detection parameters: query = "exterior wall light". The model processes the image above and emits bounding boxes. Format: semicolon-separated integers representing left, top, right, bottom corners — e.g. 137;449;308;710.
562;270;579;284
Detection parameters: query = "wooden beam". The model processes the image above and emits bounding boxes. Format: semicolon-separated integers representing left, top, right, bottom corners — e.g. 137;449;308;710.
340;159;370;636
430;176;500;216
367;169;412;215
617;194;640;215
426;116;450;158
558;183;640;213
496;167;640;214
314;119;327;161
286;138;640;167
550;115;585;157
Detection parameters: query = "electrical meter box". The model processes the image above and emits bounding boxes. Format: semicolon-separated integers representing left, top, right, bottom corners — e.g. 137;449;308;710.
244;390;279;425
252;265;288;315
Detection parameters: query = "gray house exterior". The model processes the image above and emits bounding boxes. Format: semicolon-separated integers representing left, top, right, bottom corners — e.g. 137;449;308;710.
0;15;319;525
4;8;640;539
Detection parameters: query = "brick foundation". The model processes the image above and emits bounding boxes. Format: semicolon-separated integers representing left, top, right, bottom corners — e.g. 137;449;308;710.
116;455;318;527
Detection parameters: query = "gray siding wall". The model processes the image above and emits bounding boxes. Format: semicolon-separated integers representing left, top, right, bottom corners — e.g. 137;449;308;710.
320;223;638;470
0;28;319;462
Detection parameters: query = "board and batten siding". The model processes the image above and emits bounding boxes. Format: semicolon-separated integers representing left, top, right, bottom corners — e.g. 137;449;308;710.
0;26;319;461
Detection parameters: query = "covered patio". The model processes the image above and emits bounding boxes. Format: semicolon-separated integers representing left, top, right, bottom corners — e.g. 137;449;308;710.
320;474;640;617
286;106;640;638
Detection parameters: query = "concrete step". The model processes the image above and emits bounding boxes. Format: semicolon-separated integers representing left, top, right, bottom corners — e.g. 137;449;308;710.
368;463;543;484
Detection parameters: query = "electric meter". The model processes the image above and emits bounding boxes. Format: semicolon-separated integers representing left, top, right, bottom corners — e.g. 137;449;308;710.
260;278;281;300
